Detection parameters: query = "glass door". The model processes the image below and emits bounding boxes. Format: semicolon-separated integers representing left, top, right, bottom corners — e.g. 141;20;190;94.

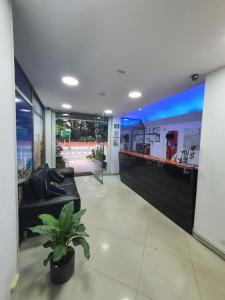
92;118;107;184
55;112;108;181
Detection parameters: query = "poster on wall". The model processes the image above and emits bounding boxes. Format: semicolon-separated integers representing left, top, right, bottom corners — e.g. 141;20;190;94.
16;92;33;183
145;126;161;143
183;128;201;150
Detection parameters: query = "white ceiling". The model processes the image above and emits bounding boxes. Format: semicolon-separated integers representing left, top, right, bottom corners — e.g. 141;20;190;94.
13;0;225;115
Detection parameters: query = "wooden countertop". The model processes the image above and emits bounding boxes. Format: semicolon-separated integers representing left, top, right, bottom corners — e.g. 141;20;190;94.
119;150;198;170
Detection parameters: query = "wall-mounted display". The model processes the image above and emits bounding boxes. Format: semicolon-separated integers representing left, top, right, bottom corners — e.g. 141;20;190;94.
16;91;33;183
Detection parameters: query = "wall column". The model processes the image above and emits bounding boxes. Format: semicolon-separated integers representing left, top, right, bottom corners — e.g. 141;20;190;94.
194;66;225;256
0;1;18;299
107;116;121;174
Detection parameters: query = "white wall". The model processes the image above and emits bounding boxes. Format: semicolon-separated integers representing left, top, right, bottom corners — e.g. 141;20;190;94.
0;1;18;299
144;119;202;164
194;67;225;254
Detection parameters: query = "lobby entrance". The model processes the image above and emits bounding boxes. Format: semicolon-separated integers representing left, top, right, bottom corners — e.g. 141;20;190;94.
55;112;108;183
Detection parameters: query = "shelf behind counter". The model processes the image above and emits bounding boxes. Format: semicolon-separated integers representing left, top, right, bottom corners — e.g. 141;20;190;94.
119;150;198;233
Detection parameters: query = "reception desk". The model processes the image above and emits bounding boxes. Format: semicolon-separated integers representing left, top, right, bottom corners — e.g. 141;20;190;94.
119;151;198;233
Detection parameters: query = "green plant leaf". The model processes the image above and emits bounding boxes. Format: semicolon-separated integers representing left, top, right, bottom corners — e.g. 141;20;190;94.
43;240;56;249
75;231;89;237
53;245;68;262
29;225;59;235
59;202;74;232
75;224;86;232
39;214;59;227
72;209;86;225
43;252;53;266
72;237;90;260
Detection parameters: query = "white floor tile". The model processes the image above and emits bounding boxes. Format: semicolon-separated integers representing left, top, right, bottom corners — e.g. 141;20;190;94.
146;213;190;259
72;267;137;300
194;262;225;300
186;235;225;273
109;213;149;244
90;232;144;289
138;248;201;300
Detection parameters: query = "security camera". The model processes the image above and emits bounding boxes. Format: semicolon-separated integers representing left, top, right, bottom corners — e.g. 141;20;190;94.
190;74;199;81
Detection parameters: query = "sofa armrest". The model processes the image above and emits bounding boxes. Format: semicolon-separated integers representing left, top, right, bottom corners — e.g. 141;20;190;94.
54;167;74;177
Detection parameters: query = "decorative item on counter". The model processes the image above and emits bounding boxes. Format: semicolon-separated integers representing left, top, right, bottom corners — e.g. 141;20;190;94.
177;149;189;164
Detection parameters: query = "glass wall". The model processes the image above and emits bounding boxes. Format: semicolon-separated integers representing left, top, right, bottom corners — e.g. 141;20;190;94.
15;91;33;183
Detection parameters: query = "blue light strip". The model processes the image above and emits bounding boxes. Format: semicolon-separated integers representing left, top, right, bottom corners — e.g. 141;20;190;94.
121;83;205;126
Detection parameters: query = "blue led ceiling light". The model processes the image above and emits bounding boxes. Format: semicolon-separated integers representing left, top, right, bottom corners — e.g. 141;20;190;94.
121;83;205;126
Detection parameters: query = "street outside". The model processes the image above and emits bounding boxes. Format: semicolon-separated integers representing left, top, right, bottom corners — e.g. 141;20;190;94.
59;142;107;174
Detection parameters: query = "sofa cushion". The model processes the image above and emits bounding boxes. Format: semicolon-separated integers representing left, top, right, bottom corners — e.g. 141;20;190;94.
55;167;74;177
45;177;66;196
59;176;79;196
30;164;49;199
47;169;64;183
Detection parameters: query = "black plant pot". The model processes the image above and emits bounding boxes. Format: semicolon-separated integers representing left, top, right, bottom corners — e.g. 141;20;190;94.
50;247;75;284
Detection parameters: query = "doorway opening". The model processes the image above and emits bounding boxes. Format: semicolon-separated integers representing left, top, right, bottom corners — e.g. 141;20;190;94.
55;112;108;183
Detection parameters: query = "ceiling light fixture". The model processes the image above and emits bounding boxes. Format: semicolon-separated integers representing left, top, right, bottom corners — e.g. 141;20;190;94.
62;104;72;109
104;109;112;114
138;108;142;111
123;118;129;121
62;76;79;86
128;91;142;99
62;113;69;116
15;98;21;103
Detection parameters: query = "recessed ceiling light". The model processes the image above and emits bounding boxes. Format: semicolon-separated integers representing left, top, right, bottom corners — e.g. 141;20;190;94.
62;113;69;116
123;118;129;121
62;104;72;109
128;91;142;99
62;76;79;86
20;109;31;112
138;108;142;111
104;109;112;114
15;98;21;103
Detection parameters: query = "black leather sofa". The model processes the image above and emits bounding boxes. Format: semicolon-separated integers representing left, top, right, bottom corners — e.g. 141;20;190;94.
19;165;81;240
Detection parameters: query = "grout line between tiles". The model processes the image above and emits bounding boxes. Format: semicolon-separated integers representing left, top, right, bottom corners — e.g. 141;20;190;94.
185;235;203;300
88;264;138;293
136;207;152;294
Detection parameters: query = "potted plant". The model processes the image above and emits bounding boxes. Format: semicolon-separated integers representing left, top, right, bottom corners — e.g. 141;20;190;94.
29;202;90;284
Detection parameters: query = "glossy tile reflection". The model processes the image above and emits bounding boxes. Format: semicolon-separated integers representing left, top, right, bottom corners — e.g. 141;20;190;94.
18;175;225;300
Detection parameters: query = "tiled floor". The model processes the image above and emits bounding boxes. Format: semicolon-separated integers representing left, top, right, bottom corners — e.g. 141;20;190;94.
18;175;225;300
